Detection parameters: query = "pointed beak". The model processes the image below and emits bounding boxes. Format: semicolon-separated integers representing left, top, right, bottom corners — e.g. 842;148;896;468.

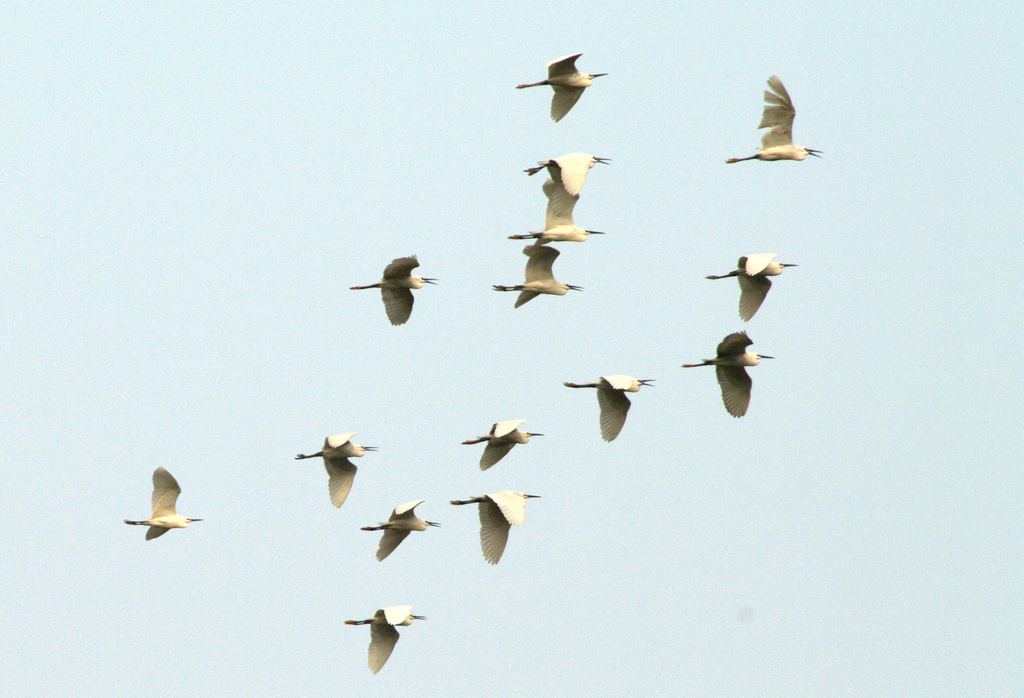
527;433;544;437
806;149;822;158
639;379;655;386
411;615;428;620
362;446;379;451
593;157;611;165
427;521;441;527
422;278;438;284
584;230;605;234
188;518;203;522
781;263;798;267
590;73;608;79
567;284;583;291
524;494;541;499
759;355;775;359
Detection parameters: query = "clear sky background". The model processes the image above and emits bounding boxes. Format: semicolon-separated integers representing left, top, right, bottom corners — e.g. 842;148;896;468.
3;3;1022;696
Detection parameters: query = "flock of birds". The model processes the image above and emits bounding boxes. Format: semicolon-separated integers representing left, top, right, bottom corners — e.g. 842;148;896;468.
123;54;819;673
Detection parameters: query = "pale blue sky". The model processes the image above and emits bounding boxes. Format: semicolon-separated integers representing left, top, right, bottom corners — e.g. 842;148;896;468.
3;3;1022;696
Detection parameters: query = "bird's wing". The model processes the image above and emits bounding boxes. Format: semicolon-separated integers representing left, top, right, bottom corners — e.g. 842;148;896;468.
546;53;582;77
376;529;412;561
742;253;776;275
523;244;559;282
716;331;753;357
553;153;592;197
550;86;584;123
325;432;356;449
478;499;512;564
146;526;170;540
382;605;413;625
514;290;540;308
597;388;631;441
325;458;357;508
487;491;528;525
392;499;425;518
492;419;525;438
737;275;772;321
381;287;414;326
151;467;181;517
543;178;577;227
716;365;752;417
368;623;400;674
759;75;796;147
382;255;419;279
480;442;515;471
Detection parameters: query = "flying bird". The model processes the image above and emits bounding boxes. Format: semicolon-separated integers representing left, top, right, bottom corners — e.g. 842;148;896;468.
682;331;773;417
350;255;436;325
295;432;377;508
706;253;797;320
345;605;425;674
450;491;540;564
462;419;543;470
524;152;609;197
509;179;605;243
361;499;440;561
493;244;582;308
563;375;654;441
516;52;607;122
124;467;202;540
726;75;821;163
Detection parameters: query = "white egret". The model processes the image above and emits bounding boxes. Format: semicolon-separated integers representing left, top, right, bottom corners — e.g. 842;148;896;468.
345;605;425;674
295;432;377;508
124;467;202;540
563;375;654;441
350;255;437;326
450;491;540;565
361;499;440;561
493;244;582;308
682;331;773;417
706;253;797;321
462;419;543;470
516;53;607;122
509;179;605;243
726;75;821;163
524;152;609;198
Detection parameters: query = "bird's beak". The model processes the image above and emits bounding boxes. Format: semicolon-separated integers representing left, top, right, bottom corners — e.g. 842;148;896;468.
527;433;544;437
584;230;605;234
344;619;367;625
781;263;798;267
806;149;822;158
759;355;775;359
524;494;542;499
362;446;379;451
594;157;611;165
188;518;204;522
411;615;428;620
422;278;438;284
591;73;608;79
567;284;584;291
639;379;655;386
426;521;442;527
